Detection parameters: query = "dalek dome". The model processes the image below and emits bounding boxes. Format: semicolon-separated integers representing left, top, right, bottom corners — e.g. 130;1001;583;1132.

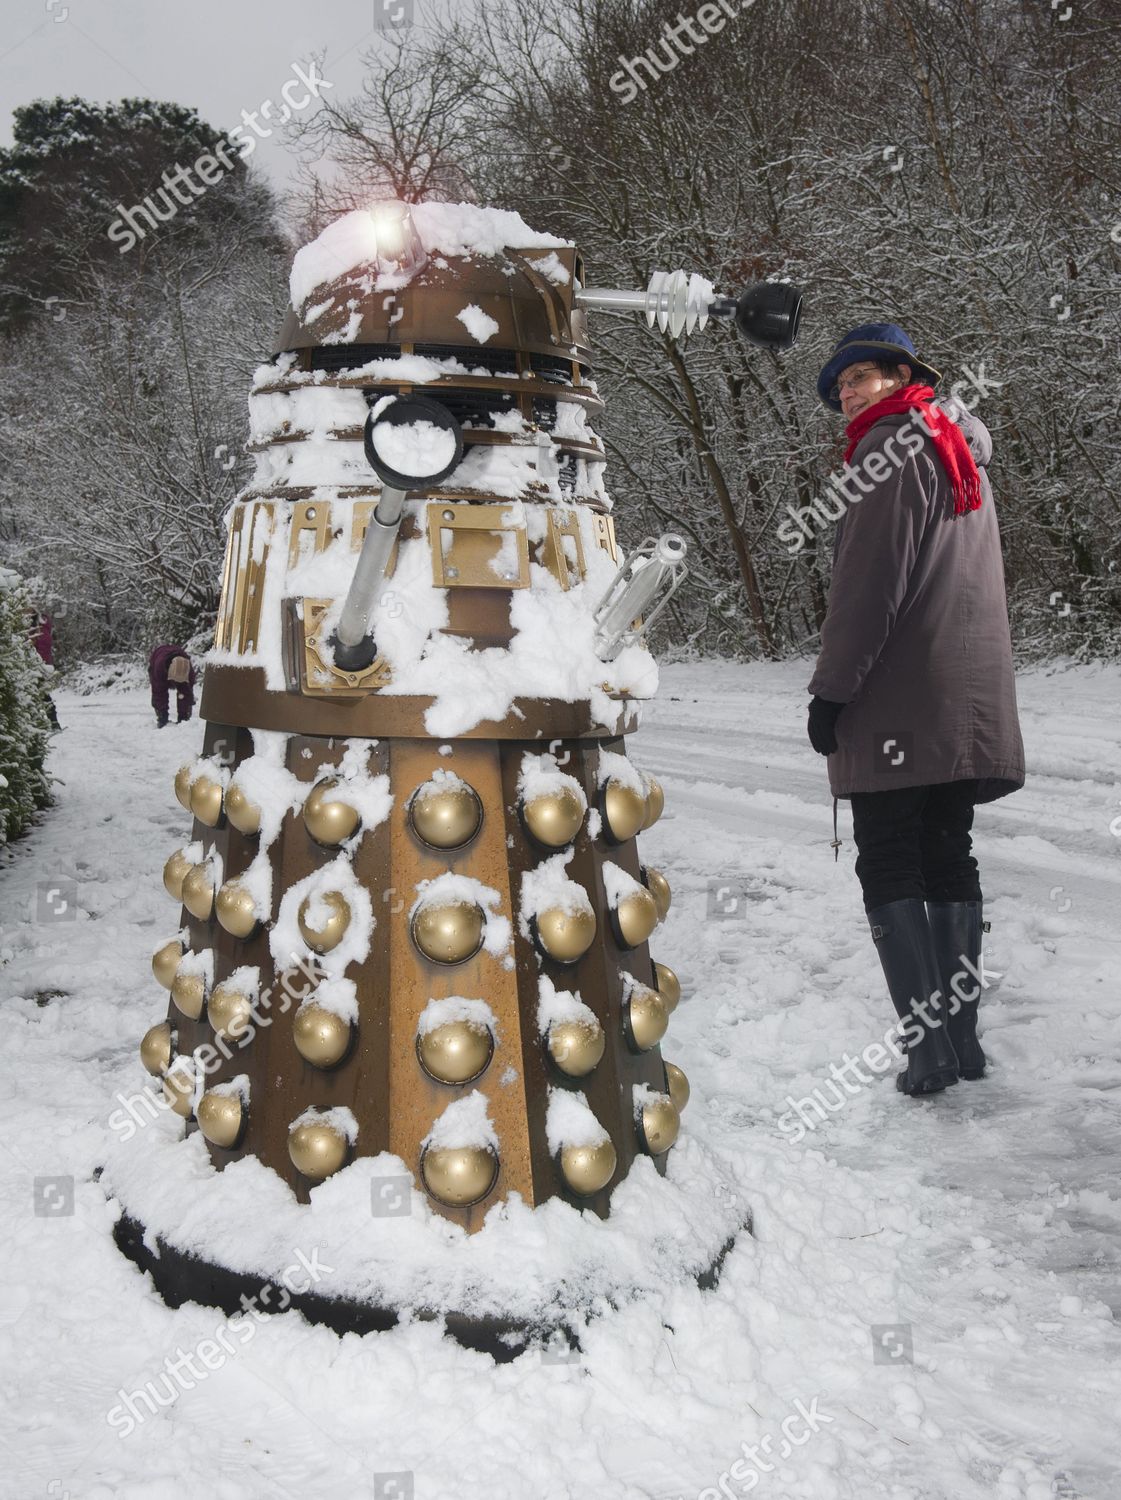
277;201;592;364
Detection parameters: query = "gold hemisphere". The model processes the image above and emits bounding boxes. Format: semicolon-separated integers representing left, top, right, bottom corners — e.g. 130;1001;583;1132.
522;787;584;849
420;1145;498;1206
297;891;352;954
181;864;215;921
665;1061;690;1113
207;981;255;1041
170;968;206;1021
225;782;262;836
614;887;659;949
652;961;681;1013
603;777;647;843
641;775;665;829
547;1018;605;1077
303;779;361;847
410;783;483;849
535;905;596;964
215;881;259;938
411;901;486;965
173;765;194;811
627;984;668;1051
139;1021;172;1075
189;776;224;828
197;1090;244;1149
162;849;194;902
416;1020;493;1084
639;1094;680;1155
151;939;183;990
644;866;671;921
559;1137;617;1196
293;1003;352;1068
288;1121;348;1179
163;1066;194;1118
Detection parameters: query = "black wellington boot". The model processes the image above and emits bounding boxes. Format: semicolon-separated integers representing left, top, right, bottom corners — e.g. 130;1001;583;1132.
867;899;960;1095
927;900;987;1080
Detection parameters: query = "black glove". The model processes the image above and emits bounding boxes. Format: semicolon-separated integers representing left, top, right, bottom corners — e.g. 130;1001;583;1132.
807;696;846;755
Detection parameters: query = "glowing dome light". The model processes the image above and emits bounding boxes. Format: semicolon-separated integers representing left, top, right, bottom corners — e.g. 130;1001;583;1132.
368;199;427;277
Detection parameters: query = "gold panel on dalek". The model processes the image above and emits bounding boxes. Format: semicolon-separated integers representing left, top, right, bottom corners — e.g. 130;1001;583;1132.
106;201;802;1357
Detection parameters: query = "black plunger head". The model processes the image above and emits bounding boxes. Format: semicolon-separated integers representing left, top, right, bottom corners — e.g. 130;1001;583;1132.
734;283;803;349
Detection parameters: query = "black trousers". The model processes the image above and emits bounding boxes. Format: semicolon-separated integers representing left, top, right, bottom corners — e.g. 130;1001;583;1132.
155;684;194;726
849;779;983;912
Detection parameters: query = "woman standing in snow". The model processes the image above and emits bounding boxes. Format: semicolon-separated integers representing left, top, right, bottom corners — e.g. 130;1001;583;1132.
806;323;1025;1096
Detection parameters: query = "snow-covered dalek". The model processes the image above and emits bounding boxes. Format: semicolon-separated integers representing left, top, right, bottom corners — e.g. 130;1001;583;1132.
129;203;801;1256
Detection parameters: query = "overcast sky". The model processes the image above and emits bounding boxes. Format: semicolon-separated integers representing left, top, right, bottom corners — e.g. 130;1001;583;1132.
0;0;424;185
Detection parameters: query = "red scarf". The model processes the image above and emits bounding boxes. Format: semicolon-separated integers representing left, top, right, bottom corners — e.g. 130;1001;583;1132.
843;383;983;516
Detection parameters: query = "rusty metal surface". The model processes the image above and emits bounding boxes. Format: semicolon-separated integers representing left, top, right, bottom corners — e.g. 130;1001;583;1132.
386;740;534;1230
170;731;394;1203
164;725;671;1226
200;666;638;741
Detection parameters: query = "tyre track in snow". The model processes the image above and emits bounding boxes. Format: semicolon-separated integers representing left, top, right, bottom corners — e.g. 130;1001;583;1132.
635;670;1121;929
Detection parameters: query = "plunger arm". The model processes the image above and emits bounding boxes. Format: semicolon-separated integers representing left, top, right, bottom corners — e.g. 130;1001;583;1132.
333;395;465;674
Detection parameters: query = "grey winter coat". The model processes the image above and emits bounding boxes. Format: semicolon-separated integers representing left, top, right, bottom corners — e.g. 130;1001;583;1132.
807;403;1025;801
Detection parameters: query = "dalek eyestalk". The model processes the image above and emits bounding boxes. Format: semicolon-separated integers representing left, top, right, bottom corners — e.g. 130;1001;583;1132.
576;269;803;348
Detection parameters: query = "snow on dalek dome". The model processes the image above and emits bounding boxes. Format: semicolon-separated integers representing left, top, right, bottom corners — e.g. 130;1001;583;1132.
107;200;804;1355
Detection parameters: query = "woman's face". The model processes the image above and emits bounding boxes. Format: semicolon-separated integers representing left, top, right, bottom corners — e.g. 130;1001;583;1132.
837;360;912;420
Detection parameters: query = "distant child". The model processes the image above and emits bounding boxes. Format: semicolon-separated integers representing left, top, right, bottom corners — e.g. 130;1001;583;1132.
148;644;196;727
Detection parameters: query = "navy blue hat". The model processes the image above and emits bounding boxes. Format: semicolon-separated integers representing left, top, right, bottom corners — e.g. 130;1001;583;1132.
816;322;940;411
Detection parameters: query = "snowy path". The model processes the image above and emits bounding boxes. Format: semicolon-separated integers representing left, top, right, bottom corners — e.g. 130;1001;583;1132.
1;661;1119;1500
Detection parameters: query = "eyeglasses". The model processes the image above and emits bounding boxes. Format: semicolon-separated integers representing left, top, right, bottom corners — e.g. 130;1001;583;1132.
833;364;881;398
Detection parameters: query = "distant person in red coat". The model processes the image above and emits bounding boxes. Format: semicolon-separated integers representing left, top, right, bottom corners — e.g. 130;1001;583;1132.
29;608;60;730
148;644;196;727
31;611;53;666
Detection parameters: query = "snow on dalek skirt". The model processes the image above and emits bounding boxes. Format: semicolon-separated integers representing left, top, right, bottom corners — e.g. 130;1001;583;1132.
102;201;800;1354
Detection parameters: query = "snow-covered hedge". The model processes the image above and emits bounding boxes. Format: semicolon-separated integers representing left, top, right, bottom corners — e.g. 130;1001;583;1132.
0;568;53;845
61;654;149;698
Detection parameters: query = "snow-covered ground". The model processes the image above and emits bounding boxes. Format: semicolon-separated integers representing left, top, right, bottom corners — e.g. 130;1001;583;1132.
2;660;1119;1500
